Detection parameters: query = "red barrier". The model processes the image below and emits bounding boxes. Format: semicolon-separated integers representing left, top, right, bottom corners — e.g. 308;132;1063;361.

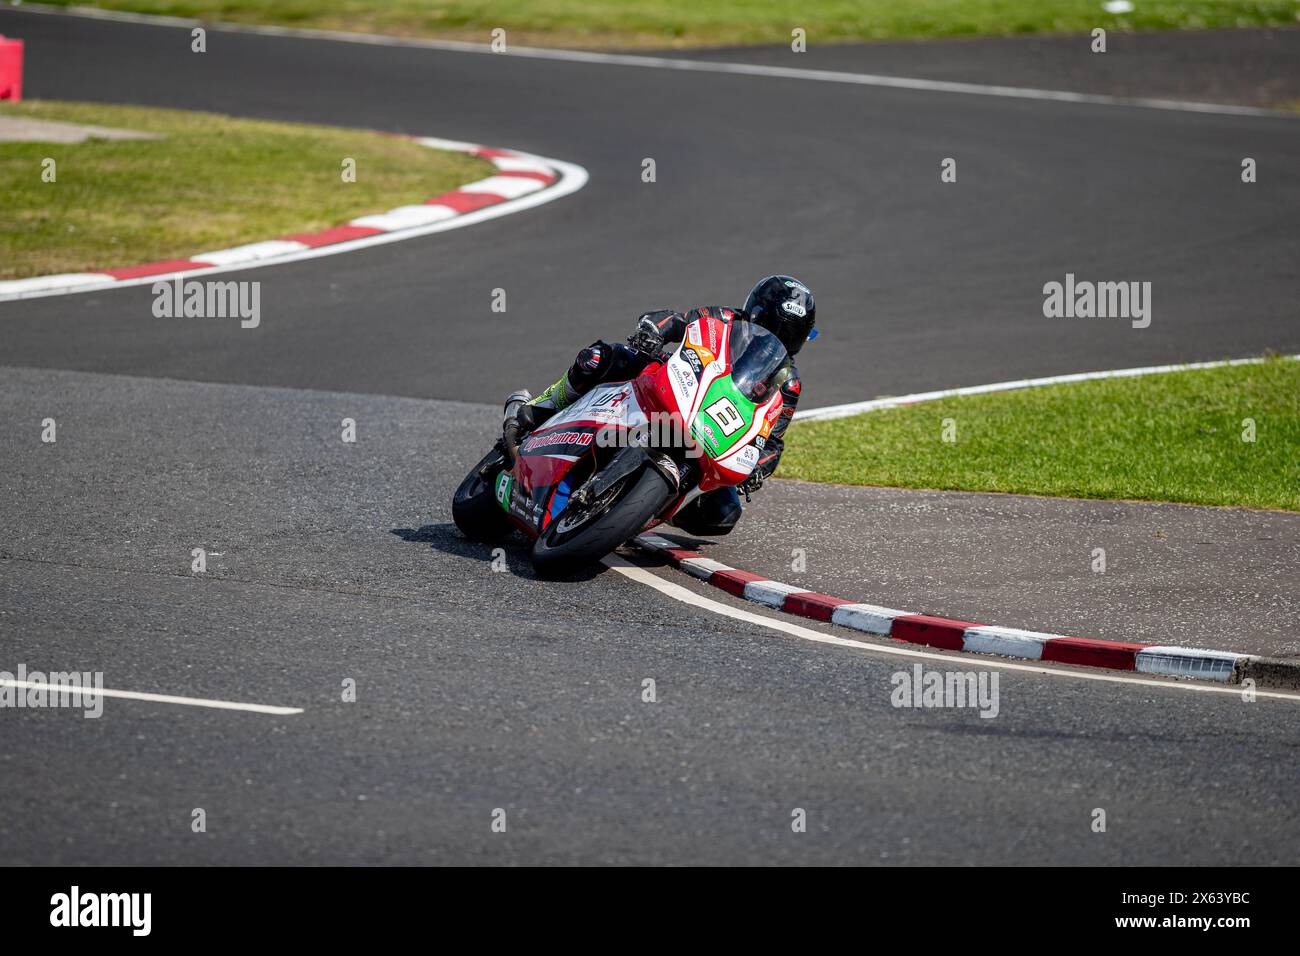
0;36;23;102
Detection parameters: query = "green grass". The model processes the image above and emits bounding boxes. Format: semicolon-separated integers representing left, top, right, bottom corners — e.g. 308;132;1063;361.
0;101;491;279
781;356;1300;511
36;0;1300;47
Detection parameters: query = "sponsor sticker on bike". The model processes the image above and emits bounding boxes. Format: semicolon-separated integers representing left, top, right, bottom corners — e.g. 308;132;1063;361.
520;429;595;454
672;364;696;401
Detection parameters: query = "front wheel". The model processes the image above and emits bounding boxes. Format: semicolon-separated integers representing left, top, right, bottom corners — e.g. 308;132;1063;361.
531;466;671;578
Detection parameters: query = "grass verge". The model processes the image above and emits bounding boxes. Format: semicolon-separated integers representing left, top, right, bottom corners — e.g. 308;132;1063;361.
35;0;1300;48
0;101;492;279
781;356;1300;511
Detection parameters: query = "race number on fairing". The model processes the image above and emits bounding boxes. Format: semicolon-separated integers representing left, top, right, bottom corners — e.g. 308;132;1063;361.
704;397;745;435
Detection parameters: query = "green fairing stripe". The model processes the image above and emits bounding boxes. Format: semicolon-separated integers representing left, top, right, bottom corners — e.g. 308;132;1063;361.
691;377;757;457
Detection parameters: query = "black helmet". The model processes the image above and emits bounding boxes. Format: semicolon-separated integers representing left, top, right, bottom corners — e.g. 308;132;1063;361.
742;275;816;355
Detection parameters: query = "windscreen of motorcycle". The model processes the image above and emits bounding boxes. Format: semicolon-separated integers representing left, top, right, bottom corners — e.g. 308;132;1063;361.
667;317;785;467
727;322;789;403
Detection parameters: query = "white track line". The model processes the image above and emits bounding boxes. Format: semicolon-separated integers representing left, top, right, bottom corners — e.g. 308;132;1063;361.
602;556;1300;703
796;354;1300;421
14;3;1294;120
0;678;303;715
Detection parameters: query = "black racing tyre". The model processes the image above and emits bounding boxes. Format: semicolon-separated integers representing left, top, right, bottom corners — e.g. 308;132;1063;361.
452;448;515;542
531;465;671;578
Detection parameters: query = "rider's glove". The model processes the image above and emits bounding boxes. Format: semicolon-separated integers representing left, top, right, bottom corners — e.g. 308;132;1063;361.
627;316;666;357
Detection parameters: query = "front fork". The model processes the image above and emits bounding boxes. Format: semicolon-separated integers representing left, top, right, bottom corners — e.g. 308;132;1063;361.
569;446;682;510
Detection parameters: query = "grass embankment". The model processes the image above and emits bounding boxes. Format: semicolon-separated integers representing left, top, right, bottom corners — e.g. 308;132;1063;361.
782;356;1300;511
0;101;492;279
37;0;1300;48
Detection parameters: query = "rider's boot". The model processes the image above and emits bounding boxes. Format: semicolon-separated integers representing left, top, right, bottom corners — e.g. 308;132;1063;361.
501;388;533;461
502;384;568;461
503;389;532;431
671;487;743;537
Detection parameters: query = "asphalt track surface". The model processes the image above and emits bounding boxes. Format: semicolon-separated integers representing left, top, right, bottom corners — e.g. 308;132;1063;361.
1;9;1298;864
4;10;1300;403
661;27;1300;109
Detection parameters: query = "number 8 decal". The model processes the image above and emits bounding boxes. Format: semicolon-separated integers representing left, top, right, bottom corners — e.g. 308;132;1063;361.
705;397;745;436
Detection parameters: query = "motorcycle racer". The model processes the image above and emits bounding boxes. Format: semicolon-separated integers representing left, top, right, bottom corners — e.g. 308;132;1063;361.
503;275;816;536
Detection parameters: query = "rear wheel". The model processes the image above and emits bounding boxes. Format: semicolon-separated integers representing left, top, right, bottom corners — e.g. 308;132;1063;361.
452;447;515;542
531;466;671;578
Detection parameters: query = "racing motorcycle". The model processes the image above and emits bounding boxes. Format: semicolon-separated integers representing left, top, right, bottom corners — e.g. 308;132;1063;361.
452;310;788;577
